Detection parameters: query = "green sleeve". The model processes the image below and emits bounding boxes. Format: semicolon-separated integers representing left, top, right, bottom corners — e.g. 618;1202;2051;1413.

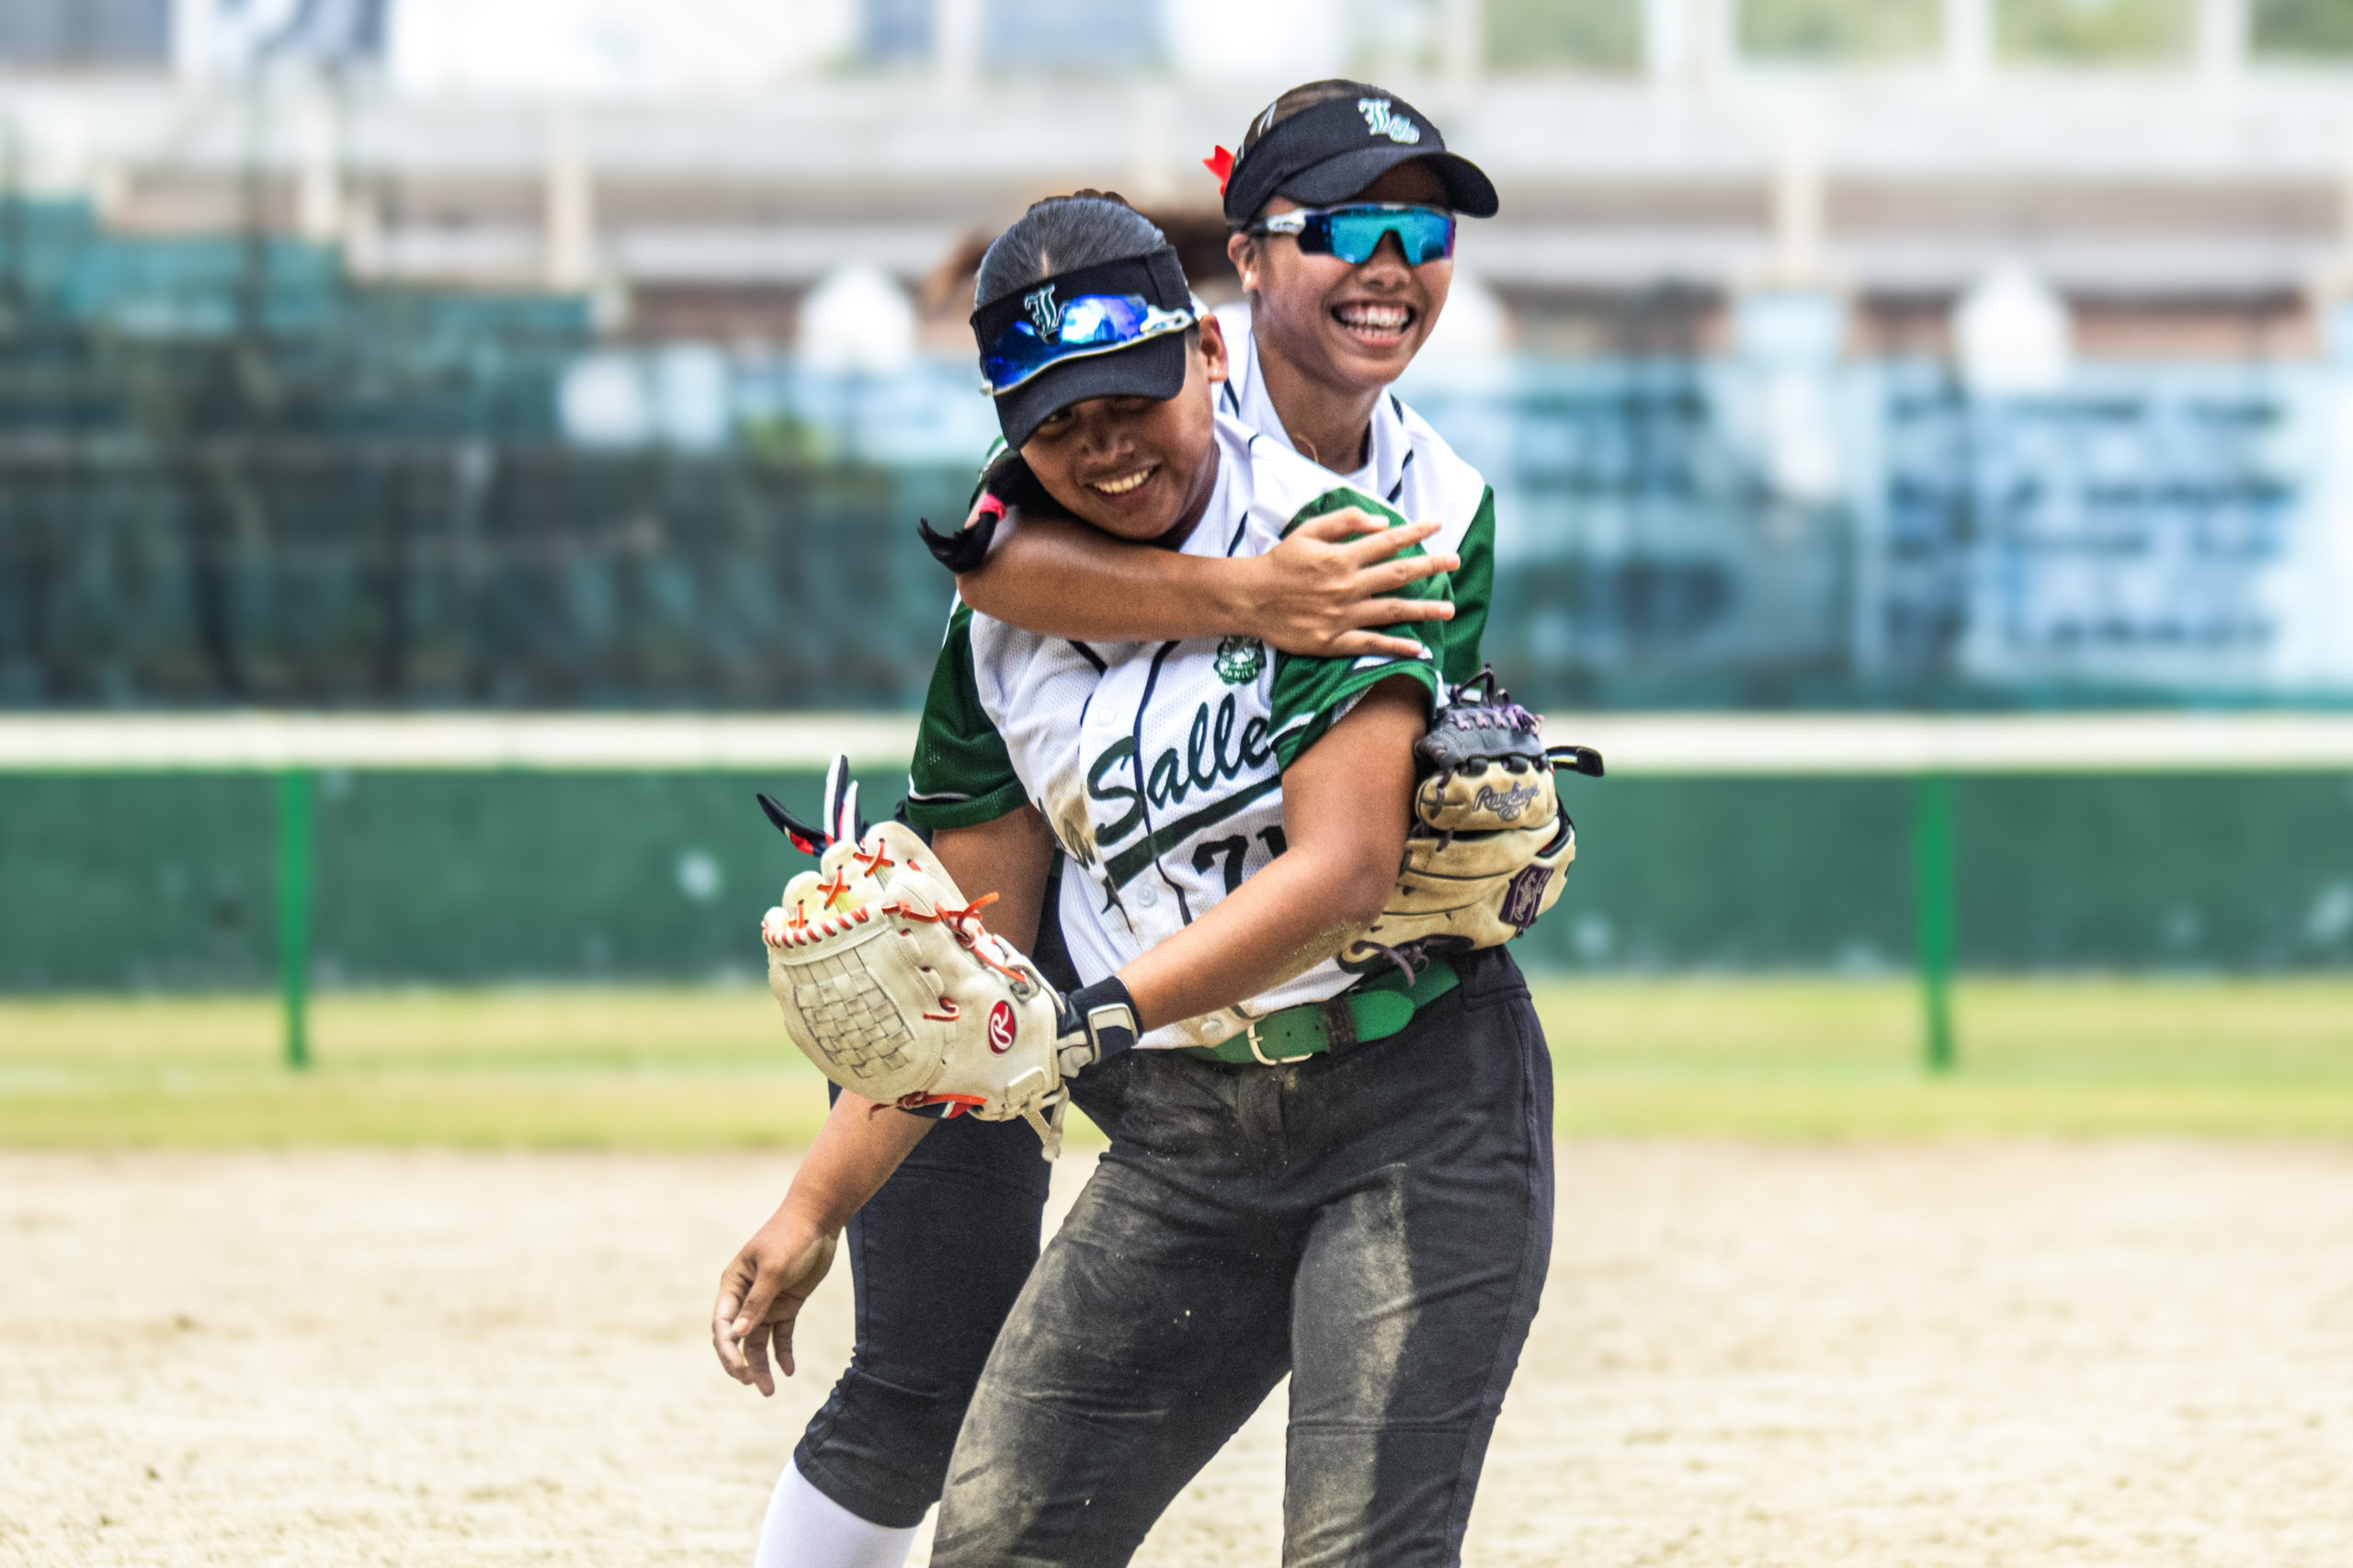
904;602;1029;830
1267;487;1445;770
967;437;1006;506
1442;487;1496;687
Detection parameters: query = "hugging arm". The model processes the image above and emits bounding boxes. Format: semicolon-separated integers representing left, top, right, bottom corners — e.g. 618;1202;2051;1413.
958;507;1457;660
711;805;1057;1395
1115;675;1424;1030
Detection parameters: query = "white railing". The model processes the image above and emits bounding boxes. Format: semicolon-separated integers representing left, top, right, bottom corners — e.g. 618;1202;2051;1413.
6;710;2353;775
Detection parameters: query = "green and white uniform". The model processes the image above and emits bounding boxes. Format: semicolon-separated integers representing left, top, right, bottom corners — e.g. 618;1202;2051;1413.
1211;298;1496;685
906;411;1447;1051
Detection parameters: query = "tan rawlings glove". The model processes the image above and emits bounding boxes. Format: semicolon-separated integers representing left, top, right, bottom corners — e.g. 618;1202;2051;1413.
755;760;1141;1158
1342;669;1604;974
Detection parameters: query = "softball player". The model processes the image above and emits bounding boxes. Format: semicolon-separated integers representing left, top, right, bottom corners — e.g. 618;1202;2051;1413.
718;85;1530;1568
956;76;1500;687
722;190;1551;1567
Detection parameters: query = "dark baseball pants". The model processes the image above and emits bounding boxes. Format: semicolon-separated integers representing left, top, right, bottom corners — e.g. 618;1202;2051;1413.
931;948;1554;1568
791;877;1104;1529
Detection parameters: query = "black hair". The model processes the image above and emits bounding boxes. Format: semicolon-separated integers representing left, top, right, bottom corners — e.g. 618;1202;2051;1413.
974;191;1171;307
1237;79;1386;164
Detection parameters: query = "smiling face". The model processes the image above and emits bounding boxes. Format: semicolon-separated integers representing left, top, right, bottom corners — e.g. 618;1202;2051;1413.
1017;316;1230;543
1228;161;1454;398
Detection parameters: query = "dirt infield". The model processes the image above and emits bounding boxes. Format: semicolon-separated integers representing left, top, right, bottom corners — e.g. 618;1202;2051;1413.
7;1142;2353;1566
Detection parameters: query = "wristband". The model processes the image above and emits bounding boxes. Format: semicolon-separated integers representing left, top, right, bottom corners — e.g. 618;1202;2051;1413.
1067;975;1142;1061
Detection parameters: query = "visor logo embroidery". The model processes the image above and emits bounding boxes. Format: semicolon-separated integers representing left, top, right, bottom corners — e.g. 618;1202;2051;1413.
1024;286;1059;339
1358;98;1421;145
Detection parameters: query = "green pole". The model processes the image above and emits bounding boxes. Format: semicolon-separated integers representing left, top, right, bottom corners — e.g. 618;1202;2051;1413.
1914;771;1956;1074
277;767;313;1071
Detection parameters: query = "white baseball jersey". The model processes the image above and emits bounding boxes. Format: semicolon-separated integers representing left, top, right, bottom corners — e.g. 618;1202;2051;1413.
1211;298;1497;686
906;413;1446;1051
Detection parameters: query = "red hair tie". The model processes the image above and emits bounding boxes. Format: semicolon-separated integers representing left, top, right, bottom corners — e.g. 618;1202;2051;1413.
1203;146;1234;196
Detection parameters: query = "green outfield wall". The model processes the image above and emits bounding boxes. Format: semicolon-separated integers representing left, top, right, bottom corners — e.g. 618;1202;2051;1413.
4;768;2352;991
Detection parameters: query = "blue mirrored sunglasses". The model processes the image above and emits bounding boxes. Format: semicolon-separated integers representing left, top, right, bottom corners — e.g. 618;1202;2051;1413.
980;293;1201;396
1249;204;1457;266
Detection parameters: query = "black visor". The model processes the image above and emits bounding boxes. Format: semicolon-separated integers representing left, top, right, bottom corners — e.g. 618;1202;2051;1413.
1222;91;1498;228
971;246;1196;449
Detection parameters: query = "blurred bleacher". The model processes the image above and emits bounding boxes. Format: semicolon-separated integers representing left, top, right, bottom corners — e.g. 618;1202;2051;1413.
0;0;2351;712
1;180;2348;710
0;191;971;709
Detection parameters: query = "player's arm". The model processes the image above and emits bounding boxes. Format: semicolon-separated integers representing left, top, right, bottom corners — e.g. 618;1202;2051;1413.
957;506;1457;660
1107;485;1449;1026
712;803;1054;1395
710;1086;923;1396
1117;675;1424;1028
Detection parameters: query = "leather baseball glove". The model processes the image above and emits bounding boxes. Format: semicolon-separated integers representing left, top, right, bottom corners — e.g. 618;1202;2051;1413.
1342;669;1603;974
756;758;1137;1158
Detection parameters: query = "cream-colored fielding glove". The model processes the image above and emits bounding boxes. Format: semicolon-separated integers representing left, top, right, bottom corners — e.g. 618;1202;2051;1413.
756;760;1141;1158
1339;669;1604;974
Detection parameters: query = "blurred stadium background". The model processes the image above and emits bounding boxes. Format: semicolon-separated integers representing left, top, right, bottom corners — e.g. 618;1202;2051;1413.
3;0;2353;1136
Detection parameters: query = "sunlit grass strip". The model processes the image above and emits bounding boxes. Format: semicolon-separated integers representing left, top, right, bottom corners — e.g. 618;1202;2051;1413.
4;978;2351;1147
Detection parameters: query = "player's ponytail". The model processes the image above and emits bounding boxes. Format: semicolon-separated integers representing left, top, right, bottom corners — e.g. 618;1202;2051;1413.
974;193;1171;306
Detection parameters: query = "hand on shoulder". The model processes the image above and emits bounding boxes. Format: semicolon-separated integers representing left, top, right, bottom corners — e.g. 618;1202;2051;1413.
1248;508;1456;659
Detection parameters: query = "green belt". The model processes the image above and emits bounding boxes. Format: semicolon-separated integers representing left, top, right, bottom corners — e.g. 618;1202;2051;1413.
1180;958;1460;1066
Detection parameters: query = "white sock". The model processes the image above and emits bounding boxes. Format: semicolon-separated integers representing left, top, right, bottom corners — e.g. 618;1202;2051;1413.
753;1458;920;1568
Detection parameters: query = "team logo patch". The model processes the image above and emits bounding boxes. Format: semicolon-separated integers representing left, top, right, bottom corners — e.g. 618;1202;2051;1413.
1501;865;1552;931
1024;286;1059;339
1474;781;1540;822
1358;98;1421;145
1213;636;1266;686
987;1000;1017;1053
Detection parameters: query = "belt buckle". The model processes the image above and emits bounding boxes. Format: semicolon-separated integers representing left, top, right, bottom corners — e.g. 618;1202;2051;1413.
1245;1019;1281;1067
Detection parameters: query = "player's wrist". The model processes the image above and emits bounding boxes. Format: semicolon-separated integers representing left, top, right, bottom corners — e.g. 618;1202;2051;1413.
772;1192;847;1244
1216;554;1270;640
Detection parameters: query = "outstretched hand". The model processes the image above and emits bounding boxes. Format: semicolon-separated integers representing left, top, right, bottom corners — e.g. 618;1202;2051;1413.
1249;509;1457;660
708;1092;937;1396
712;1205;838;1397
